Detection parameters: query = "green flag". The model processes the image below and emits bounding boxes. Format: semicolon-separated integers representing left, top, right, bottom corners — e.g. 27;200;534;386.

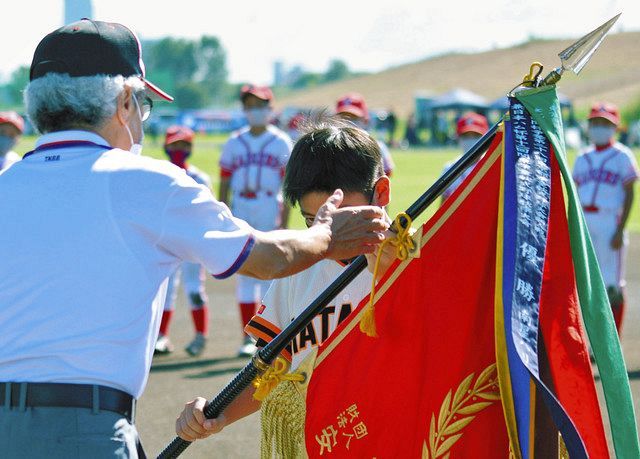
517;85;640;459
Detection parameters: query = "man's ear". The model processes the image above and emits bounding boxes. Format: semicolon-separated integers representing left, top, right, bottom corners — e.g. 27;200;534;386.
373;176;390;207
116;87;133;126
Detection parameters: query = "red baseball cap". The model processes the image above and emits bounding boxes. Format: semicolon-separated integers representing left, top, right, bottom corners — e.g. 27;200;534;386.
240;84;274;103
336;93;369;121
456;112;489;136
588;102;620;126
165;125;194;145
0;111;25;134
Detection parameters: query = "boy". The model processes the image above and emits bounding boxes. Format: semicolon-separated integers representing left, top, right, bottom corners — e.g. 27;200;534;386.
219;85;293;357
572;103;639;333
155;125;213;356
335;92;395;177
175;117;392;447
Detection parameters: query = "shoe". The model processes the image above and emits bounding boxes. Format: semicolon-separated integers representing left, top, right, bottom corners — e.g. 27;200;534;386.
154;335;174;355
185;333;207;357
237;336;258;358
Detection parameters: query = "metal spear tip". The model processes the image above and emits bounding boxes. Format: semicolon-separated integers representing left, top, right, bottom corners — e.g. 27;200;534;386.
540;12;621;87
559;12;621;75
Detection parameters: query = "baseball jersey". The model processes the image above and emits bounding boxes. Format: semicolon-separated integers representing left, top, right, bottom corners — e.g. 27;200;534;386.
0;130;254;398
245;259;373;371
441;156;478;201
572;142;639;213
0;151;20;172
220;125;292;230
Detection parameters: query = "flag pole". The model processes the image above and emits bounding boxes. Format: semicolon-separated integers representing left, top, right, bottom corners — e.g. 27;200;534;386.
156;122;500;459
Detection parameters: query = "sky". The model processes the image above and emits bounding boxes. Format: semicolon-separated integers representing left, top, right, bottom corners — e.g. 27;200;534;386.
2;0;638;85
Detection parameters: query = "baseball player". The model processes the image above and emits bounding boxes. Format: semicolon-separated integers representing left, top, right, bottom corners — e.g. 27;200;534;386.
0;111;25;171
176;117;394;444
335;92;395;177
440;112;489;204
155;126;212;356
572;103;639;334
219;84;293;357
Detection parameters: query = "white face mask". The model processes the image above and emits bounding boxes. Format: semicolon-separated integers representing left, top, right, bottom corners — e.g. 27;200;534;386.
124;96;145;155
588;126;615;147
459;137;479;153
245;107;271;127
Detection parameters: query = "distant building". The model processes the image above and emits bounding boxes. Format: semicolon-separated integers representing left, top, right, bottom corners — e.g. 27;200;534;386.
64;0;93;24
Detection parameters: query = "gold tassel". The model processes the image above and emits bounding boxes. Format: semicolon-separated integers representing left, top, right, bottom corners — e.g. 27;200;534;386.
253;357;305;402
261;380;307;459
359;212;415;337
558;432;569;459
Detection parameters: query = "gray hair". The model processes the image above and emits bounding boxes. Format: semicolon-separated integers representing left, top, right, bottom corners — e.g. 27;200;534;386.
24;74;145;134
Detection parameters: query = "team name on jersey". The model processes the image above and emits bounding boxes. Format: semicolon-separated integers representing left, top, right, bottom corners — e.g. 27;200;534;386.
285;303;353;358
229;152;281;170
574;168;621;187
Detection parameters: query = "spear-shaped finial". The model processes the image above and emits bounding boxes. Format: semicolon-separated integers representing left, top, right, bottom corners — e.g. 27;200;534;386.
540;13;621;86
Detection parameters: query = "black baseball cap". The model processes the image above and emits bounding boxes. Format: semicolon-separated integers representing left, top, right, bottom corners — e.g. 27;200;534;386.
30;19;173;101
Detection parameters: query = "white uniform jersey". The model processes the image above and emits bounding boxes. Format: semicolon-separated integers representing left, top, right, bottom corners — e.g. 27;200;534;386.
572;142;639;288
220;126;292;231
245;259;372;370
441;156;478;201
163;163;212;311
0;130;253;398
0;151;20;172
572;142;639;212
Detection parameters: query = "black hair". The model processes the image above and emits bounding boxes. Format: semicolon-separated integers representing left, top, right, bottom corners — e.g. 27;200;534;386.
283;113;384;207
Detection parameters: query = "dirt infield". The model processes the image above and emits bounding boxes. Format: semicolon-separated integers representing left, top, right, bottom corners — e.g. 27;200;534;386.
137;235;640;458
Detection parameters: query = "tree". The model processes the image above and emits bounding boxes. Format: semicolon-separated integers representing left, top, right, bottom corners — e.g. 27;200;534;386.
198;36;227;102
174;82;209;109
7;66;30;105
324;59;349;83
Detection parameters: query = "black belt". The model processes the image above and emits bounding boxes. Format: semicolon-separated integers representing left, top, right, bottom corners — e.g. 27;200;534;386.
0;382;136;422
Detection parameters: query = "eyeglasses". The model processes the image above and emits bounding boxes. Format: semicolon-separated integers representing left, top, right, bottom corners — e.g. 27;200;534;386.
139;96;153;122
133;95;153;122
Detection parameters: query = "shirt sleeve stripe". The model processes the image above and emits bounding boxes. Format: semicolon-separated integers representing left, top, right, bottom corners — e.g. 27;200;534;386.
212;235;255;279
245;317;292;361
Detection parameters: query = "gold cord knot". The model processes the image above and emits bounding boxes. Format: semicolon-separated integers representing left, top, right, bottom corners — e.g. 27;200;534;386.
253;357;305;401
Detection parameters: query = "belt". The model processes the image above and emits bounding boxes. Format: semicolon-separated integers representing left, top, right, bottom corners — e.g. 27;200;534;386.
0;382;136;422
583;205;600;213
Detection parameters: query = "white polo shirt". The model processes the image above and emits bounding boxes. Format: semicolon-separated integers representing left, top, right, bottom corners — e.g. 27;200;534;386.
0;130;254;398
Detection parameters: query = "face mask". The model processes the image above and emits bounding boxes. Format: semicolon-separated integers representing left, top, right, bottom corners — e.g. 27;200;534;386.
124;96;145;155
245;107;271;127
165;148;190;169
588;126;615;146
459;137;479;153
0;135;16;156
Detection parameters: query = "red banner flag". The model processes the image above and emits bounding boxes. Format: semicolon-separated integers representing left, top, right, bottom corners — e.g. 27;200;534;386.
305;133;510;457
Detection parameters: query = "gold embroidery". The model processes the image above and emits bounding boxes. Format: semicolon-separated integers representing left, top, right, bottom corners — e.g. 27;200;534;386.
423;363;501;458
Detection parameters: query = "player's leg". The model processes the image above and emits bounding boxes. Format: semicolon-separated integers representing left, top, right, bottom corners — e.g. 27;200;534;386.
183;263;209;356
588;214;624;334
237;275;261;357
156;268;180;354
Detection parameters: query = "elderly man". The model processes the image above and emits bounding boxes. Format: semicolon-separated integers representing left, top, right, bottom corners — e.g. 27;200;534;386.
0;111;25;171
0;20;386;458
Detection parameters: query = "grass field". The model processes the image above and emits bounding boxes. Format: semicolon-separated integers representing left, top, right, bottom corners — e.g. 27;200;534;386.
14;133;640;233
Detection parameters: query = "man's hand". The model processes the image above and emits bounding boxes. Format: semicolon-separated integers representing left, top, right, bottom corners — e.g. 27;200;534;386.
314;189;388;261
611;227;624;249
176;397;226;442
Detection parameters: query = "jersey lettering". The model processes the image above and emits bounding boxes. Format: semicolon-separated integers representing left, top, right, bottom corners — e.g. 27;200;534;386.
285;303;353;358
574;168;621;186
